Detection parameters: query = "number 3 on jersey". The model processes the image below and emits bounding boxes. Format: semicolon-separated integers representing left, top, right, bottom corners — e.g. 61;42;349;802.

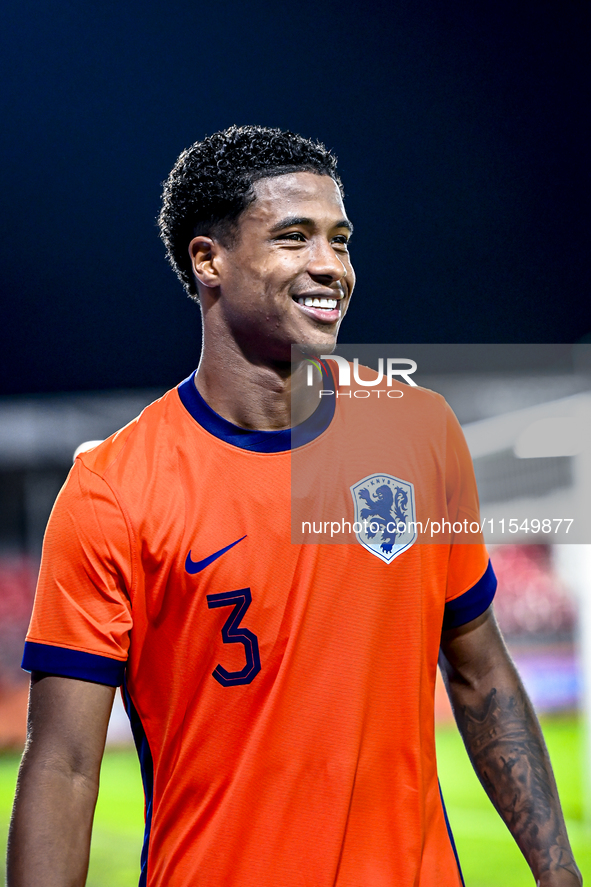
206;588;261;686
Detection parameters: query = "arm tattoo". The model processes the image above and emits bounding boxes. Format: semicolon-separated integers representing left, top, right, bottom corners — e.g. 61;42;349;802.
455;686;579;881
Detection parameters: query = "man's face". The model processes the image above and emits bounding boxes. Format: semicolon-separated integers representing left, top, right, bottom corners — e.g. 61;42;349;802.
206;171;355;362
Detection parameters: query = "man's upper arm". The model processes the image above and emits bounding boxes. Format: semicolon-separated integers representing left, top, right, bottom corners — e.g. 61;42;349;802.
439;604;511;688
25;674;116;774
7;676;116;887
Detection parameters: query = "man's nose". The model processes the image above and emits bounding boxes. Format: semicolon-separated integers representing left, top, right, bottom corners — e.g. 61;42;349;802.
307;239;347;283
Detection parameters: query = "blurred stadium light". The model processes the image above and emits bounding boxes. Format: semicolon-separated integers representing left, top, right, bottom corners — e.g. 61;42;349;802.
514;417;586;459
0;390;163;467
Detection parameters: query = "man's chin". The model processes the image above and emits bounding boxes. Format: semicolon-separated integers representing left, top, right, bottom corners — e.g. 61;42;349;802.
295;322;341;357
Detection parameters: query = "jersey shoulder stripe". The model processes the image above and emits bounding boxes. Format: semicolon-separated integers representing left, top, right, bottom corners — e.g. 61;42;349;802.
442;560;497;630
22;640;125;686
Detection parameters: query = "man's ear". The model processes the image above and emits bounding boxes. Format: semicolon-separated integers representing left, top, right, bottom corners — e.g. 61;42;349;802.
188;236;222;290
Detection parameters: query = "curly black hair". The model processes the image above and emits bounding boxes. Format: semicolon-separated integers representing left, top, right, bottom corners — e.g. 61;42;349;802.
158;125;343;299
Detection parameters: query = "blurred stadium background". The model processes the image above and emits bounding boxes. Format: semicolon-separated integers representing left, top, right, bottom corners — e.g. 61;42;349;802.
1;360;591;885
1;0;590;882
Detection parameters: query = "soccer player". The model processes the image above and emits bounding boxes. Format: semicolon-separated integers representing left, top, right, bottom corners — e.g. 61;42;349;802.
8;126;581;887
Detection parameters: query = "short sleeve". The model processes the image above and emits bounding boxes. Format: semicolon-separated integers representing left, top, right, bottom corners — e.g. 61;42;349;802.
22;459;134;686
443;402;497;624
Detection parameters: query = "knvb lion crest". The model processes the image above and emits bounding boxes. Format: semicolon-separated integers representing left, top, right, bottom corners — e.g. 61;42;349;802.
350;473;417;563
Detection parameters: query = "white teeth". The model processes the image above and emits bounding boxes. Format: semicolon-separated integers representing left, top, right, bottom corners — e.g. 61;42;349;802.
296;297;338;309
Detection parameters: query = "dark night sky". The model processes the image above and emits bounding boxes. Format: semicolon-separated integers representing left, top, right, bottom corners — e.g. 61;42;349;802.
0;0;589;395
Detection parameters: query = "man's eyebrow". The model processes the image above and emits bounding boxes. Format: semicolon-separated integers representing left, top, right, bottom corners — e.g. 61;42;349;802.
337;219;354;234
269;216;354;234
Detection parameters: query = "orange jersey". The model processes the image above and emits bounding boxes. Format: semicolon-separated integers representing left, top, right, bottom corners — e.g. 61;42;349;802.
24;369;495;887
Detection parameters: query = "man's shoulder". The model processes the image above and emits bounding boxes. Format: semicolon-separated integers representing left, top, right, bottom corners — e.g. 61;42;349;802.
340;361;447;406
338;365;449;427
75;384;184;480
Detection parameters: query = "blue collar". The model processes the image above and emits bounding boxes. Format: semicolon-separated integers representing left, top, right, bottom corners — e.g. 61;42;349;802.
177;367;335;453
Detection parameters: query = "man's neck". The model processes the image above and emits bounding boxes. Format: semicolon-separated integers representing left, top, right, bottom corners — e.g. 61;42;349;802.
195;343;322;431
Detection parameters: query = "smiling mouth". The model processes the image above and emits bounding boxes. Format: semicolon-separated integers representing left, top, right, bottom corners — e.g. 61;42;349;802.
294;296;339;309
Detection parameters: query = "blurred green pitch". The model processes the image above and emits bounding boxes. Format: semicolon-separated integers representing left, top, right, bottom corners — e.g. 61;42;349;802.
1;716;589;886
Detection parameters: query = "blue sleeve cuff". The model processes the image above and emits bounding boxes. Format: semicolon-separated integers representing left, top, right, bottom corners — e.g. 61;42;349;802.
22;641;126;687
443;560;497;630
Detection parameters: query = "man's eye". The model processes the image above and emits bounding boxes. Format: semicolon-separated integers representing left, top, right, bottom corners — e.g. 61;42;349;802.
333;236;350;247
278;232;306;242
